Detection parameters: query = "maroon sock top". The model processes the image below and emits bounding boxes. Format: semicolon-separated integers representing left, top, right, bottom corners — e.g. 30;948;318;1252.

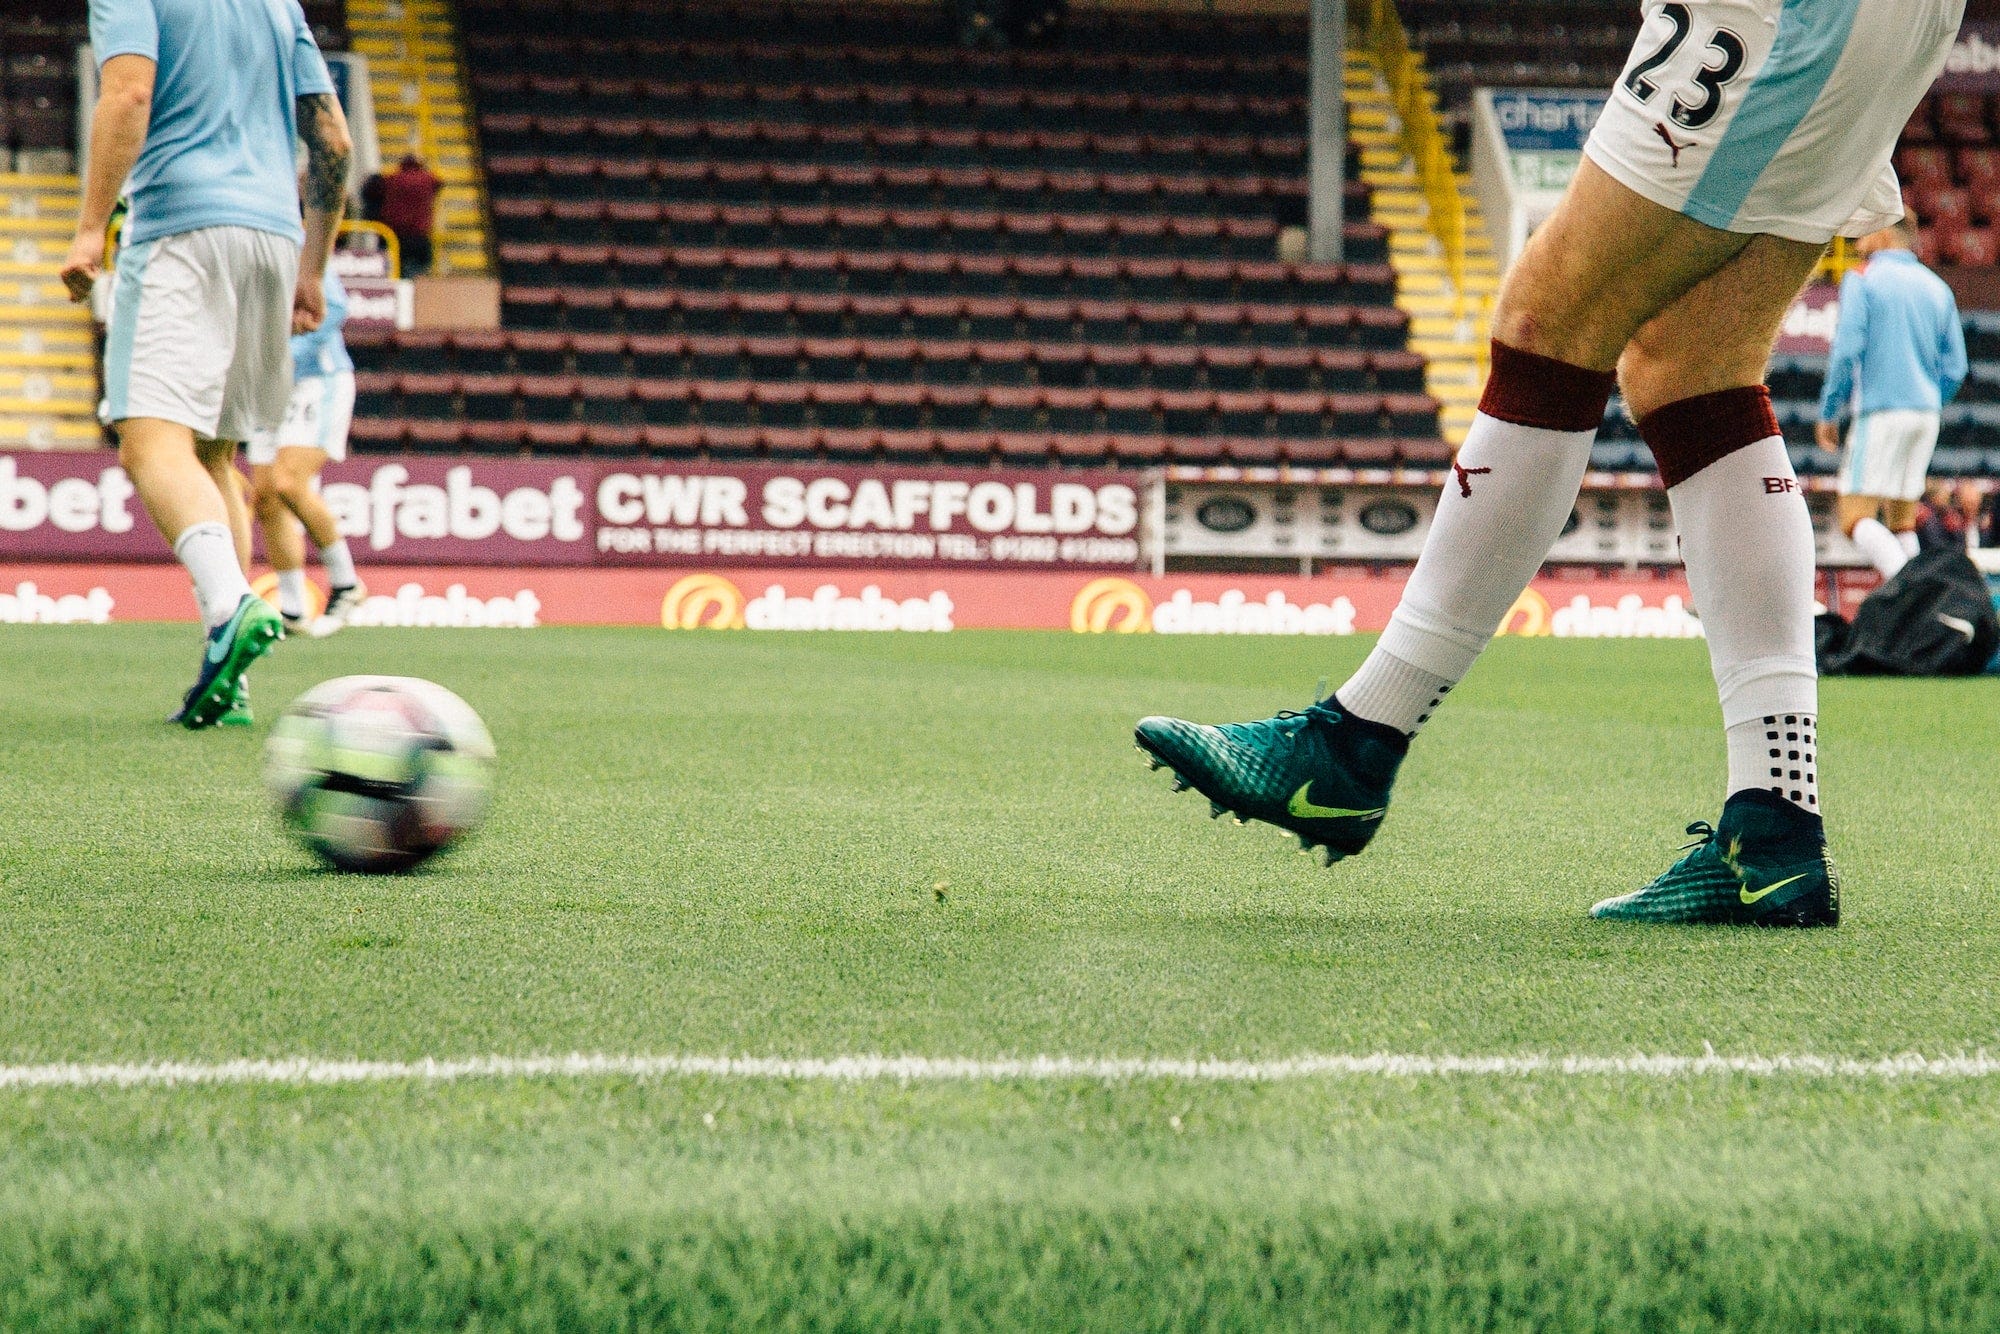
1477;340;1618;432
1637;386;1781;489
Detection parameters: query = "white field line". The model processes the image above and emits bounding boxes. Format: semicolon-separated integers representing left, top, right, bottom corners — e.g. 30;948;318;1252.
2;1052;2000;1090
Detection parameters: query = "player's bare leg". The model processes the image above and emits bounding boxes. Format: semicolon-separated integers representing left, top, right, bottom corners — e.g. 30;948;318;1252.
1588;232;1838;924
197;437;252;571
119;417;282;727
1138;165;1831;919
254;461;311;631
1838;494;1910;578
255;445;365;635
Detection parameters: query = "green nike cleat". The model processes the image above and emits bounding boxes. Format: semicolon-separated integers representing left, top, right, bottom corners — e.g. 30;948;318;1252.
219;678;253;728
1591;790;1839;927
175;595;284;730
1134;699;1408;866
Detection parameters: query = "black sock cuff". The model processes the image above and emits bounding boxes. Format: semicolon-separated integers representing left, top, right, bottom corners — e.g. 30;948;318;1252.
1329;695;1413;753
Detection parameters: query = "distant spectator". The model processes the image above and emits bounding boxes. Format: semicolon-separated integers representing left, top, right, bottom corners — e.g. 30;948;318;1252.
378;153;440;276
1914;481;1970;553
359;169;385;225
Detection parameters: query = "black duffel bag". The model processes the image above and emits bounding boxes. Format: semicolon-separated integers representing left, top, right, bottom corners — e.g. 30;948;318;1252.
1817;549;2000;677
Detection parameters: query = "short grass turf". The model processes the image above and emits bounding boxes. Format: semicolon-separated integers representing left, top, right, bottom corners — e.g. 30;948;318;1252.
1;624;1998;1330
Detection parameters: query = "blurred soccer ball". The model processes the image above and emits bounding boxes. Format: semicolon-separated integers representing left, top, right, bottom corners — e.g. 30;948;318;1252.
265;675;495;873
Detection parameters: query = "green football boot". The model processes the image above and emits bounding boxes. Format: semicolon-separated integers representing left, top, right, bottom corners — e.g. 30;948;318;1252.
1134;699;1408;865
175;594;284;730
219;678;253;728
1591;790;1839;927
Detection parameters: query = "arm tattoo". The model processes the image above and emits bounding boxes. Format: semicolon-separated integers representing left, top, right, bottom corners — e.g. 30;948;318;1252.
297;93;350;211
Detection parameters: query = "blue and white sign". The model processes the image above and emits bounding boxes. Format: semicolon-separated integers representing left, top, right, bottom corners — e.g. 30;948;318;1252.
1489;90;1608;153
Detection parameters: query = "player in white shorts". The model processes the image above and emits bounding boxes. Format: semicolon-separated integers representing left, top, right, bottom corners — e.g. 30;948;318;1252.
1812;218;1967;579
1134;0;1964;927
250;264;368;637
63;0;351;728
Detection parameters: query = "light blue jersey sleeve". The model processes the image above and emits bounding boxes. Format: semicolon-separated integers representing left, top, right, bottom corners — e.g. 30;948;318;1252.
1819;272;1869;422
88;0;159;64
292;2;334;97
1938;290;1967;407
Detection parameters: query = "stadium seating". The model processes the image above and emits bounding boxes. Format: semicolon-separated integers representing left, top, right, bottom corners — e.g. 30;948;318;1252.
2;9;82;171
339;0;1445;465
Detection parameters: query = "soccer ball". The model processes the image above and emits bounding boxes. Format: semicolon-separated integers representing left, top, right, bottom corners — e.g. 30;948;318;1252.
265;675;496;873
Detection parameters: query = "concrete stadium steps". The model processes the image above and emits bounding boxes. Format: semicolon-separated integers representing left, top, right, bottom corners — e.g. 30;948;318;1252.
346;0;492;274
0;173;100;449
1346;52;1492;446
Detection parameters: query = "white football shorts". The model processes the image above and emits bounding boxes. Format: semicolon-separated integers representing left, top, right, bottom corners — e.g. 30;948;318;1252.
1586;0;1966;243
1839;408;1941;500
103;225;300;442
246;372;356;465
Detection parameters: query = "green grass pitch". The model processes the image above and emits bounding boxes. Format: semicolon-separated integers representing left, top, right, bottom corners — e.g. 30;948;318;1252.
1;623;1998;1329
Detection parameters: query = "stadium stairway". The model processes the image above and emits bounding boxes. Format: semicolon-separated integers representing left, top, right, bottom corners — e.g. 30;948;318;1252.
1347;44;1494;447
345;0;492;274
0;172;98;448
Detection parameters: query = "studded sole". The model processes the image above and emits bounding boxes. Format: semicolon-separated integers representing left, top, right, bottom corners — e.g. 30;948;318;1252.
1135;739;1347;869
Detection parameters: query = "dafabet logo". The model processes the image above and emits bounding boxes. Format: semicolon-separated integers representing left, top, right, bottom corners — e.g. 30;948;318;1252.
661;574;955;632
661;574;747;629
251;573;327;620
1070;578;1153;633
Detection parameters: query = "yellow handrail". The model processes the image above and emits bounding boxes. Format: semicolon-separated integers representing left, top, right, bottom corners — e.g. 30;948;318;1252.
1360;0;1468;313
339;218;402;278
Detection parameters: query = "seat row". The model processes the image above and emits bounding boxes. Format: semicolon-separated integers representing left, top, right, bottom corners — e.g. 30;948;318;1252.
462;1;1309;56
479;119;1311;173
347;330;1425;393
480;123;1309;176
473;80;1307;137
457;27;1309;88
498;288;1412;348
351;373;1441;439
486;178;1352;245
490;200;1381;263
1903;92;2000;149
493;244;1395;305
350;419;1451;468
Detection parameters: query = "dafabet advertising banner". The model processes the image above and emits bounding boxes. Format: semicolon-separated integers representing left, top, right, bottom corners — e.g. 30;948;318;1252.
0;453;1141;571
0;561;1715;640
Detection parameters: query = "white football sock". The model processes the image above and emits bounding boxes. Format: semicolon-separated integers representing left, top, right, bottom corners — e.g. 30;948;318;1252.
1337;343;1612;736
1850;517;1908;580
172;521;254;629
1663;432;1820;812
276;568;309;619
321;538;358;589
1896;528;1920;557
1726;713;1819;813
1339;413;1599;733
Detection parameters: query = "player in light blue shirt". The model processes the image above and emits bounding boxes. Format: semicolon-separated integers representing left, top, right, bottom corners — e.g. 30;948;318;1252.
1815;219;1968;579
87;0;333;245
250;264;367;638
61;0;353;728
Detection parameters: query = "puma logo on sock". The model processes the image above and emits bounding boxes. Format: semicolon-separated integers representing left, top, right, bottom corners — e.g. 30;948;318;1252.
1452;461;1493;498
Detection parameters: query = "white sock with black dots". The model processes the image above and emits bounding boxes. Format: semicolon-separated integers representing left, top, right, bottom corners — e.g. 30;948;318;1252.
1640;388;1821;818
1334;649;1454;736
1727;713;1818;812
